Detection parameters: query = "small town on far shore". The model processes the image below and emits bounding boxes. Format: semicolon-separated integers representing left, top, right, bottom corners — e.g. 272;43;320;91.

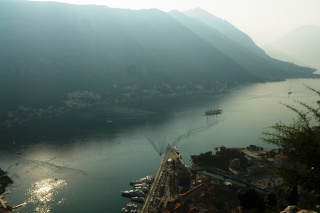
121;145;309;213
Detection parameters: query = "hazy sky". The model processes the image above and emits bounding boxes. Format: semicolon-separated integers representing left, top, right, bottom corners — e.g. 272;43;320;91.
32;0;320;46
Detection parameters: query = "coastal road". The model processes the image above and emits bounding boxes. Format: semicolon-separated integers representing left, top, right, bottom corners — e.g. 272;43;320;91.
141;147;178;213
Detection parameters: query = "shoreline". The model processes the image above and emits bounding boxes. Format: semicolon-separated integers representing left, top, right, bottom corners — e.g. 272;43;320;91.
0;169;25;213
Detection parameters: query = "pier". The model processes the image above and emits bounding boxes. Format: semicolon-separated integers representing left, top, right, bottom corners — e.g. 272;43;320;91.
141;146;180;213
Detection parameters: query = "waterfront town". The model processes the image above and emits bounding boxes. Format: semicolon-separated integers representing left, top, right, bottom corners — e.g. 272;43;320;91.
121;145;310;213
0;81;237;130
0;144;312;213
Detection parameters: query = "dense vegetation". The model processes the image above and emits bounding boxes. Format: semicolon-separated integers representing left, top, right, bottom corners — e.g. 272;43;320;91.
191;146;249;171
262;86;320;210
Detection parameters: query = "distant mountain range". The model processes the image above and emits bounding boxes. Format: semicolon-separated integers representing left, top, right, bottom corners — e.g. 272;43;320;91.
0;1;317;126
263;25;320;69
170;8;310;81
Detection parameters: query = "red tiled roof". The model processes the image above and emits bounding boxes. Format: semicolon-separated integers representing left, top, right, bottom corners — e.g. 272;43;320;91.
275;154;288;159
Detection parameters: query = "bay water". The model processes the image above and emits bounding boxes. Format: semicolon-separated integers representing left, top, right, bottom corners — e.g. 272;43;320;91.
1;78;319;212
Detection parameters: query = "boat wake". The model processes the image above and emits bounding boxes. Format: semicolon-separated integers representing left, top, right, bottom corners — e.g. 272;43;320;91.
144;119;221;156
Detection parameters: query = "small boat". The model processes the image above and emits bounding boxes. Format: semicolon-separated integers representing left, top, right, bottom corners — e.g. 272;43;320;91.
132;182;149;187
205;109;222;115
288;84;292;94
121;189;145;197
174;146;180;154
121;203;138;212
133;186;149;192
131;196;145;203
130;180;142;185
130;175;154;185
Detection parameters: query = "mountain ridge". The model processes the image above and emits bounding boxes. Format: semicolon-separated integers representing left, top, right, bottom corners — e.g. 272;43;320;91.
263;25;320;69
183;8;266;57
0;1;316;122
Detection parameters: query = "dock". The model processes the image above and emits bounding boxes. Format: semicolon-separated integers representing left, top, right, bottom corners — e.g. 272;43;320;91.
141;146;180;213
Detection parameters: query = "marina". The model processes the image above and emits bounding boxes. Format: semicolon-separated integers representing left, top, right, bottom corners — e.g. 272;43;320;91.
141;146;181;212
120;175;154;211
139;144;288;212
121;203;139;213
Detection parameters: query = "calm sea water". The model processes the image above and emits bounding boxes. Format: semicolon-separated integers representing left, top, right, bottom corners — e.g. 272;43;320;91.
1;79;319;212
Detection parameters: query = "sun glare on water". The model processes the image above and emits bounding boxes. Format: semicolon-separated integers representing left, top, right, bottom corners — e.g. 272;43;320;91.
27;179;67;213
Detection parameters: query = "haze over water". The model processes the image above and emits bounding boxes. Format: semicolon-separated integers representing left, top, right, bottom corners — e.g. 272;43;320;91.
0;79;319;212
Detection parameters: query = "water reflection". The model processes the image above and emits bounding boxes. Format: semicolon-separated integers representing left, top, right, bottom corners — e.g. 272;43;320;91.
3;79;319;212
27;179;67;213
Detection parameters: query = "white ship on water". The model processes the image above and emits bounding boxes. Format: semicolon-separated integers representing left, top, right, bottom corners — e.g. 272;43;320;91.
131;196;145;203
130;175;154;185
121;189;145;197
